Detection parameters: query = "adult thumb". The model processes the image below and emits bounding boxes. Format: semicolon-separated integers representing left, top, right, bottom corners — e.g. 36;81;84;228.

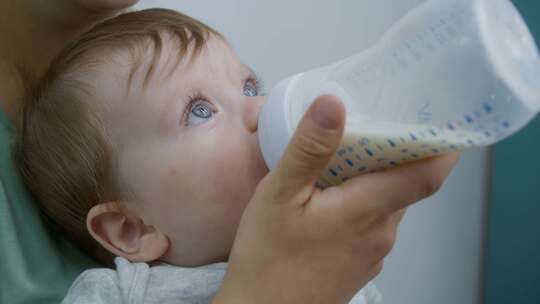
272;95;346;197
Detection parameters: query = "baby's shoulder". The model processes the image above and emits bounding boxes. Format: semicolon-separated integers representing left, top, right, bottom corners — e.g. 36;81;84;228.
61;267;121;304
62;257;150;304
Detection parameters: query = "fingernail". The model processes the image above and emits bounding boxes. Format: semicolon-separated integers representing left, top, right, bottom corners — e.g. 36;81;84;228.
311;98;341;130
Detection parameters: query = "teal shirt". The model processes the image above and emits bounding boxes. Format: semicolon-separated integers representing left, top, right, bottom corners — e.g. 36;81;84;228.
0;108;98;303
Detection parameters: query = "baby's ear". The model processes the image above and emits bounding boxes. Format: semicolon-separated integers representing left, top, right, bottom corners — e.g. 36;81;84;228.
87;202;169;263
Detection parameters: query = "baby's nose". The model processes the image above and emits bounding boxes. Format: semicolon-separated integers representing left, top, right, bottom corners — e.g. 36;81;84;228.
243;96;266;133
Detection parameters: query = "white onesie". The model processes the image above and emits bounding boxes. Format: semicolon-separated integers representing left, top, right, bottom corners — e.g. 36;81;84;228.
62;257;382;304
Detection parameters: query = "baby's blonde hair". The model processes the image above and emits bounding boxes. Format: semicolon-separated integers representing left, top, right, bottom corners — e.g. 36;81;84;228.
16;8;220;266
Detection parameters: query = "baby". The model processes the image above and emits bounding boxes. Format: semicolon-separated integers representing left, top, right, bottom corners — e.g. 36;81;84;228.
16;8;380;304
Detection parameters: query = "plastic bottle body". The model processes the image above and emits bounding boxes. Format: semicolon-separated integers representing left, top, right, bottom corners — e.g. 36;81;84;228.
258;0;540;186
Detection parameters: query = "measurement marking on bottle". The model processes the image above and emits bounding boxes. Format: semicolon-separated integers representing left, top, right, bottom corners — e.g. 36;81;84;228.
365;148;374;157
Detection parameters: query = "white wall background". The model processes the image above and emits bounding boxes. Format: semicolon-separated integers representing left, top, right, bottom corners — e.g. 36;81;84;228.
136;1;490;303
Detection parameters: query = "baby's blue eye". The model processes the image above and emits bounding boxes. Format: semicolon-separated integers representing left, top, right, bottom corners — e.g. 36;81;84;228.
187;102;213;125
243;80;258;97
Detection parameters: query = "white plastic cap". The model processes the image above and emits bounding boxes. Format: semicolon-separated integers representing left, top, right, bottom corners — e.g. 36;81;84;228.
258;74;301;170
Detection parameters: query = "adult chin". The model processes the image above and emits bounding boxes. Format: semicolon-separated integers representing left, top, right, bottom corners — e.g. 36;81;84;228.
74;0;139;12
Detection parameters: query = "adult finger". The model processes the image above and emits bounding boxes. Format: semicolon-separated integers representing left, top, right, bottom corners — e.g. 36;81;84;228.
272;95;346;202
340;152;460;218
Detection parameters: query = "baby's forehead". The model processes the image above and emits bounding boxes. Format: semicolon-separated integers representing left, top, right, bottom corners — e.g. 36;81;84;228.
119;32;214;86
117;34;249;91
88;33;253;118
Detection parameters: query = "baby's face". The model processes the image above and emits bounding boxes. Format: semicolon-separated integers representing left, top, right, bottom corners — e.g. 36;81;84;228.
98;35;268;265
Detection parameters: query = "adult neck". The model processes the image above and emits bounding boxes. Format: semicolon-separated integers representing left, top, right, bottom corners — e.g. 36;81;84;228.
0;0;123;125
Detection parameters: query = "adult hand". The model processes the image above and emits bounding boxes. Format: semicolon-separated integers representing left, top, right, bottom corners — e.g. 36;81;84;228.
214;95;459;304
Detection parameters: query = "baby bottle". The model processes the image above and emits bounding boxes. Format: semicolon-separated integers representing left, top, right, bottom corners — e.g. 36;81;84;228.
258;0;540;187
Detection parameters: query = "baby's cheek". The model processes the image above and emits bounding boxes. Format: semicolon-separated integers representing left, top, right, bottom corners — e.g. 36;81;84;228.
209;153;254;209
